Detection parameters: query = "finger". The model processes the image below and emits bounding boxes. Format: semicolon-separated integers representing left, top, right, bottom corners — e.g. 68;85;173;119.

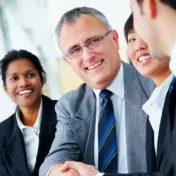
87;165;99;174
88;165;96;169
61;161;83;172
60;162;71;172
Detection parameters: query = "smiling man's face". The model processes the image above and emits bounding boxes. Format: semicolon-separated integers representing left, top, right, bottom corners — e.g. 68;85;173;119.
59;14;121;89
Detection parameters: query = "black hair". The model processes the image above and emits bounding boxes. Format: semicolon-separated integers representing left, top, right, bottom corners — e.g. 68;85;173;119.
124;13;133;42
0;49;46;86
160;0;176;9
136;0;176;10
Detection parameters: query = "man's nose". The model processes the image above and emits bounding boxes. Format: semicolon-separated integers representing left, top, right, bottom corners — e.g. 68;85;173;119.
135;38;148;52
82;46;95;62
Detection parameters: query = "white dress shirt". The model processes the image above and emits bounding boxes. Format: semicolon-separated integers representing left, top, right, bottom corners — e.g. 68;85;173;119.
170;42;176;77
142;74;174;153
16;99;42;174
93;63;128;174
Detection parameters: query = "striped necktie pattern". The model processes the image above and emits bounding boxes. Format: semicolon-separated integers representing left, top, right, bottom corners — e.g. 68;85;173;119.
98;89;118;173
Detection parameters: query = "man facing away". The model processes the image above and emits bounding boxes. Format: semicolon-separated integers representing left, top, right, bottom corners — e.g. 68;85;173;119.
39;7;155;176
130;0;176;77
130;0;176;175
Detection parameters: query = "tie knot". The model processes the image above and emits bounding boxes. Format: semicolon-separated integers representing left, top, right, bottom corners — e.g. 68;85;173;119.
100;89;112;99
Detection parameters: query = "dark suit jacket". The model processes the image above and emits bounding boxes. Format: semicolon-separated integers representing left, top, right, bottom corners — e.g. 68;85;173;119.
0;95;57;176
105;77;176;176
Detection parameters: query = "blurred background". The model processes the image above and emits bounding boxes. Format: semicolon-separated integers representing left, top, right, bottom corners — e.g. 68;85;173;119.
0;0;131;121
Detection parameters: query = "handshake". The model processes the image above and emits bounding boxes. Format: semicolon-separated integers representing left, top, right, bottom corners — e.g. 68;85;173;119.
51;161;99;176
50;162;164;176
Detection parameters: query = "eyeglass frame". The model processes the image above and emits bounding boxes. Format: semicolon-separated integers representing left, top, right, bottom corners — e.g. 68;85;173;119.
64;30;112;59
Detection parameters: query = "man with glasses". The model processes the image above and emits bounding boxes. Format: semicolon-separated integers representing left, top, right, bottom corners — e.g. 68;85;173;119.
39;7;155;176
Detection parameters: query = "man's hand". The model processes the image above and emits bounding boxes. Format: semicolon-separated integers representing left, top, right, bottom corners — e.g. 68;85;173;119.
48;163;79;176
60;161;99;176
57;169;79;176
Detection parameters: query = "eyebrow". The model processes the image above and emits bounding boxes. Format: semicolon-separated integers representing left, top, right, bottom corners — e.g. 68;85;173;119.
7;73;17;78
6;69;36;77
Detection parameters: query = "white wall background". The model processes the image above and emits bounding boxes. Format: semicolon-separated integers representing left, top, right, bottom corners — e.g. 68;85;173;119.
48;0;131;58
0;80;16;122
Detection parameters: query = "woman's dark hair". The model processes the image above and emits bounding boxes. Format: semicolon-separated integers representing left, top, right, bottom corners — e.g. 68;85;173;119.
124;13;134;65
0;49;46;86
124;13;134;42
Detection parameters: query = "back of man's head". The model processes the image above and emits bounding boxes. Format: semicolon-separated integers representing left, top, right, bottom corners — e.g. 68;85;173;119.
55;6;112;40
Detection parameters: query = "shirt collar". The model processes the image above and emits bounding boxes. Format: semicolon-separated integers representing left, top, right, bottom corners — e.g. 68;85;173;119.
143;73;174;115
170;42;176;77
16;98;43;135
93;63;124;99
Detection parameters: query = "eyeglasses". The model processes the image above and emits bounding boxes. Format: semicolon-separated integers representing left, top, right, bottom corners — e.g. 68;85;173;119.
65;30;112;59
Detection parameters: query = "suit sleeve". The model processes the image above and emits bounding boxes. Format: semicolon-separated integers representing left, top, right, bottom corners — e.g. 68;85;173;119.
39;99;80;176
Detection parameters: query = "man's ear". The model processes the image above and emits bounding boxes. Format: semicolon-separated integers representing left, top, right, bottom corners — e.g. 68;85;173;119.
3;86;8;94
63;56;71;65
111;30;120;50
148;0;157;18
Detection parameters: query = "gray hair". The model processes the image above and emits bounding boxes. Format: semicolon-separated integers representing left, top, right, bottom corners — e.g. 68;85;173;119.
55;6;112;40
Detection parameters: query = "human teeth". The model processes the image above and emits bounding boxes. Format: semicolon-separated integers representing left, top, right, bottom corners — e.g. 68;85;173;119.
19;90;32;95
87;61;102;70
139;55;150;62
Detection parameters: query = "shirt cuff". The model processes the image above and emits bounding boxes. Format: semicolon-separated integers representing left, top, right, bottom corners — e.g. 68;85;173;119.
46;165;54;176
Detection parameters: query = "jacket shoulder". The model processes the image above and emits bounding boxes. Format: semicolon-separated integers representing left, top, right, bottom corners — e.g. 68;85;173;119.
59;83;92;102
123;61;155;98
0;114;16;145
56;83;94;115
42;95;57;105
136;70;155;98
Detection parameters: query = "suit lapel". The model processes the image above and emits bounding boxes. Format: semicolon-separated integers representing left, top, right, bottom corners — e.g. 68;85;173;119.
68;86;96;165
3;116;30;176
172;78;176;174
82;107;96;165
157;77;176;170
156;99;170;169
123;63;150;172
146;119;156;172
33;96;57;175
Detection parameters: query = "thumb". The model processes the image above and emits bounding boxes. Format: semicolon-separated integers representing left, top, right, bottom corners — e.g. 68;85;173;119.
59;161;71;172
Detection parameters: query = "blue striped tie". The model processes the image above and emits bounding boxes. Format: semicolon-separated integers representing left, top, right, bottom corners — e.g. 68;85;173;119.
98;89;118;173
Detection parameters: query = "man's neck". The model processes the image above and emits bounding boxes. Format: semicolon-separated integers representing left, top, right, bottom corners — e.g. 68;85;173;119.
159;8;176;56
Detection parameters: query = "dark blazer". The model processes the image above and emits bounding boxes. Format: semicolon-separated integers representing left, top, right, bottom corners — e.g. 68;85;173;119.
105;77;176;176
0;95;57;176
